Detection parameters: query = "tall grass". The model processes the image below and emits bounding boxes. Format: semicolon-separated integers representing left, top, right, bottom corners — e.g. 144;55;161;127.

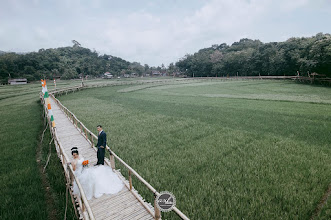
0;82;77;220
0;78;181;219
0;90;48;219
58;79;331;219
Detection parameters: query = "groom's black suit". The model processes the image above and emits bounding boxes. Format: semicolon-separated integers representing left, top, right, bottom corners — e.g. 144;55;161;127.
96;130;107;165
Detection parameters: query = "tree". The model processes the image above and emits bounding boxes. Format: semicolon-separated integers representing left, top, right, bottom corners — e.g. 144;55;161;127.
168;63;175;75
0;45;137;81
129;62;144;76
72;40;81;47
175;34;331;78
210;50;223;64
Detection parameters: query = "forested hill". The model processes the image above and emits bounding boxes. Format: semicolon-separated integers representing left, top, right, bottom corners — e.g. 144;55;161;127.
175;33;331;77
0;45;143;83
1;33;330;84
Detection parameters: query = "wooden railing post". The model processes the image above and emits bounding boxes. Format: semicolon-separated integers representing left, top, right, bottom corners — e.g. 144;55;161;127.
128;170;132;190
85;128;88;139
154;194;161;220
110;152;115;170
69;164;74;185
82;200;86;212
59;144;64;164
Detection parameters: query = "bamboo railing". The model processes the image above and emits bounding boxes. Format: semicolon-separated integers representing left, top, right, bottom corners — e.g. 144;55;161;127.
49;85;190;220
40;95;95;220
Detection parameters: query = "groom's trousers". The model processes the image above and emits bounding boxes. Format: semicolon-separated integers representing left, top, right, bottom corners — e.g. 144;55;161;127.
97;147;105;165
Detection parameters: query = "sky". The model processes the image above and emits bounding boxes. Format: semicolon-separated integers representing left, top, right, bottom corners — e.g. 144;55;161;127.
0;0;330;67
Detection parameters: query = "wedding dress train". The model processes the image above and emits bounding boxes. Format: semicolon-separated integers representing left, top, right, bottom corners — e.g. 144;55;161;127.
72;157;124;200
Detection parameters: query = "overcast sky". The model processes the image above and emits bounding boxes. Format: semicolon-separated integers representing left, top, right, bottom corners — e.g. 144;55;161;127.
0;0;330;66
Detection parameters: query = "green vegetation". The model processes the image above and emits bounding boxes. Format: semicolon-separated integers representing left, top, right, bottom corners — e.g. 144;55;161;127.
0;82;76;220
176;33;331;77
1;33;331;85
0;45;131;83
0;41;170;84
0;84;47;219
58;79;331;219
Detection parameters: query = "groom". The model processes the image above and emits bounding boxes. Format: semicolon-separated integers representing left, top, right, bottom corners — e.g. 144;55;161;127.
95;125;107;165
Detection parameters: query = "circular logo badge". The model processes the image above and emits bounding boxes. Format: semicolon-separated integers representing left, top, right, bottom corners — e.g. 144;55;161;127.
156;191;176;212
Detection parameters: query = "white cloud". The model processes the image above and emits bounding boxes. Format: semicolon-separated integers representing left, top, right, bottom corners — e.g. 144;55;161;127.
0;0;330;66
279;0;310;11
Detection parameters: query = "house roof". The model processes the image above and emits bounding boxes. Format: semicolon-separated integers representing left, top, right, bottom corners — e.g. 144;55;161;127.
8;78;27;81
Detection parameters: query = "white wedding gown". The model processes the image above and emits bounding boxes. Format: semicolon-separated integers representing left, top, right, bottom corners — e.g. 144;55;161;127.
72;157;124;200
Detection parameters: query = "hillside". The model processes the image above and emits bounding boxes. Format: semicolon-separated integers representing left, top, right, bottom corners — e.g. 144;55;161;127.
176;33;331;78
0;45;143;83
1;33;331;84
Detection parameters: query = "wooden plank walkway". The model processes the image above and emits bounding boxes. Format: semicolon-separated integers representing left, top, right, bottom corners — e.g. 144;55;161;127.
49;96;155;220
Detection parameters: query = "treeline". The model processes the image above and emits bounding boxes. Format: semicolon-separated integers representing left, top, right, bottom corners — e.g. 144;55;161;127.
1;33;331;83
0;42;154;83
175;33;331;77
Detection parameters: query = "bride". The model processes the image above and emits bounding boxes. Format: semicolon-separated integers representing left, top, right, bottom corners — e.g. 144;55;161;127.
70;147;124;200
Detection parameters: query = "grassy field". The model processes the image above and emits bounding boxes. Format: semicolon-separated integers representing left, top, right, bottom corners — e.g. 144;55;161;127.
0;77;179;220
57;79;331;219
0;81;79;220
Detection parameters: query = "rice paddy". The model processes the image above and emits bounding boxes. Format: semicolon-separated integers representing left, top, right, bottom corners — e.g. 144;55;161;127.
0;81;78;220
57;79;331;219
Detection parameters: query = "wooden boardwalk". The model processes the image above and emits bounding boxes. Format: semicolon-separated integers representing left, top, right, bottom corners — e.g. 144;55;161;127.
42;77;329;219
49;96;155;220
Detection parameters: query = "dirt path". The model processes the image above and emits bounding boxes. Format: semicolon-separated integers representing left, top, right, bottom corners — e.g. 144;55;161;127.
310;182;331;219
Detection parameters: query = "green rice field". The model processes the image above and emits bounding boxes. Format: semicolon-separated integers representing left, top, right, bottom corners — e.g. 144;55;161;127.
57;79;331;219
1;78;330;219
0;81;80;220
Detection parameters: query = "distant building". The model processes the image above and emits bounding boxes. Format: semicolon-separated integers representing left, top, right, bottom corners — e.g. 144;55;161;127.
130;73;137;77
152;71;161;76
8;78;27;85
310;72;326;78
173;72;181;77
103;72;113;79
53;75;61;79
